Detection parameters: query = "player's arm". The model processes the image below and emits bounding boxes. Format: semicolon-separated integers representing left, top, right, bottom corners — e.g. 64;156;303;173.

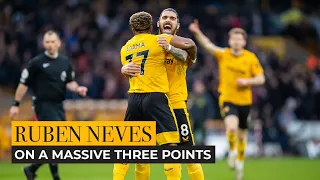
171;36;197;63
189;19;220;56
167;45;188;62
120;46;140;78
246;74;265;86
248;55;265;86
237;55;265;87
66;61;87;97
158;35;197;62
121;63;140;77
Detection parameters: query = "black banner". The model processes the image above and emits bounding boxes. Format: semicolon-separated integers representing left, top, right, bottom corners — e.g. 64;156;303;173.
12;146;215;164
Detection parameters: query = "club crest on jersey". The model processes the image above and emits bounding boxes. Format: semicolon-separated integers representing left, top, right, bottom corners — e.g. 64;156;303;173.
61;71;66;82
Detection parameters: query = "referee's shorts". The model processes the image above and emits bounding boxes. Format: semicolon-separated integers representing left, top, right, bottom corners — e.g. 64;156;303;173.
33;101;66;121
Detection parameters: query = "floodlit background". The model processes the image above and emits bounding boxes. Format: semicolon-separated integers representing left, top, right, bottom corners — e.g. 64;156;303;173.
0;0;320;179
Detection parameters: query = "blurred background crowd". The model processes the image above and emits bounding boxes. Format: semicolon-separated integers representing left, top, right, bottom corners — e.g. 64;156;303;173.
1;0;320;158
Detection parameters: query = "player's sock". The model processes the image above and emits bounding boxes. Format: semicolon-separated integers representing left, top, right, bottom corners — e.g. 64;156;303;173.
135;164;150;180
23;165;38;180
237;136;247;162
164;163;181;180
227;130;237;169
28;163;43;173
226;130;237;152
187;163;204;180
49;164;60;180
235;160;244;180
113;163;130;180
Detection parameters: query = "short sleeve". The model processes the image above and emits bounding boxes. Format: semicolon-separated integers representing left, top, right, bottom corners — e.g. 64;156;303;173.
20;59;38;86
215;47;226;61
120;46;128;66
158;34;173;44
164;34;173;43
66;61;75;83
250;54;264;76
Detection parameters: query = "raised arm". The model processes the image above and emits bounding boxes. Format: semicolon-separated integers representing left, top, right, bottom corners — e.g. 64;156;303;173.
189;19;220;56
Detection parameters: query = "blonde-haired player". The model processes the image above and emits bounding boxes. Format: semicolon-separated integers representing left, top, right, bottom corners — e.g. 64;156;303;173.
189;20;265;180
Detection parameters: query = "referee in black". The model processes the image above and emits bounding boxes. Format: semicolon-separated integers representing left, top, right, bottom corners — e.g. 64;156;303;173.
9;30;88;180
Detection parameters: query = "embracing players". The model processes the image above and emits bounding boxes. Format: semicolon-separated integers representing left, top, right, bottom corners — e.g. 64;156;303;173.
114;11;197;180
189;21;265;180
122;8;204;180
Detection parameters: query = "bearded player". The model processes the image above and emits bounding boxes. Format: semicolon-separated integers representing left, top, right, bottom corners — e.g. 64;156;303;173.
114;11;197;180
122;8;204;180
189;20;265;180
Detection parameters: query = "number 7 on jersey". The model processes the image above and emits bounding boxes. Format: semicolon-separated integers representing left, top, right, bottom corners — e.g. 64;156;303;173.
125;50;149;75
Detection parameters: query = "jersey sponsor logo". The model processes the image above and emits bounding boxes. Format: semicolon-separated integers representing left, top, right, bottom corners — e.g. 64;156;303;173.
61;71;66;82
43;63;50;68
226;66;245;74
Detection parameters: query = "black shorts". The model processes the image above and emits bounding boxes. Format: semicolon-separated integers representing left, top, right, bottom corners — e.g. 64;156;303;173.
221;102;251;129
124;93;179;145
33;101;66;121
174;108;195;146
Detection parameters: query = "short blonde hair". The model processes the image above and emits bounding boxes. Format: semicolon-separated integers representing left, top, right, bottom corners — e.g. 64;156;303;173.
228;28;247;39
129;11;153;31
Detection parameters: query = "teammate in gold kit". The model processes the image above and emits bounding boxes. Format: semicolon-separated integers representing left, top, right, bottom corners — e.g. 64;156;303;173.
122;8;204;180
189;20;265;180
114;11;196;180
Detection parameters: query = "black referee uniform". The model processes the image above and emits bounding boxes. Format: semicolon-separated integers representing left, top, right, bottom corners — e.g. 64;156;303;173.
21;53;75;180
20;53;75;120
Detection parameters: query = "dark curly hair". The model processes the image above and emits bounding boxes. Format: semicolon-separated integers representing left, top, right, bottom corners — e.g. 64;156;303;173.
129;11;153;32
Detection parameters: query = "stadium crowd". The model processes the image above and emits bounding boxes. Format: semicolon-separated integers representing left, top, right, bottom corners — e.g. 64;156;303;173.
0;0;320;153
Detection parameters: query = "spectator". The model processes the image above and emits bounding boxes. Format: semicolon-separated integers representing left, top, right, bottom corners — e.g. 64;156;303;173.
189;79;214;145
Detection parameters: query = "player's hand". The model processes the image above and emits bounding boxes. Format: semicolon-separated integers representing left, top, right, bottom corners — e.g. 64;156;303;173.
9;106;19;119
121;62;140;76
237;78;250;87
189;19;201;33
157;36;170;51
77;86;88;97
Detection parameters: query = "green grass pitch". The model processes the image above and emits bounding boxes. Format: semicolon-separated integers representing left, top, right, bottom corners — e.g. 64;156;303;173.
1;158;320;180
